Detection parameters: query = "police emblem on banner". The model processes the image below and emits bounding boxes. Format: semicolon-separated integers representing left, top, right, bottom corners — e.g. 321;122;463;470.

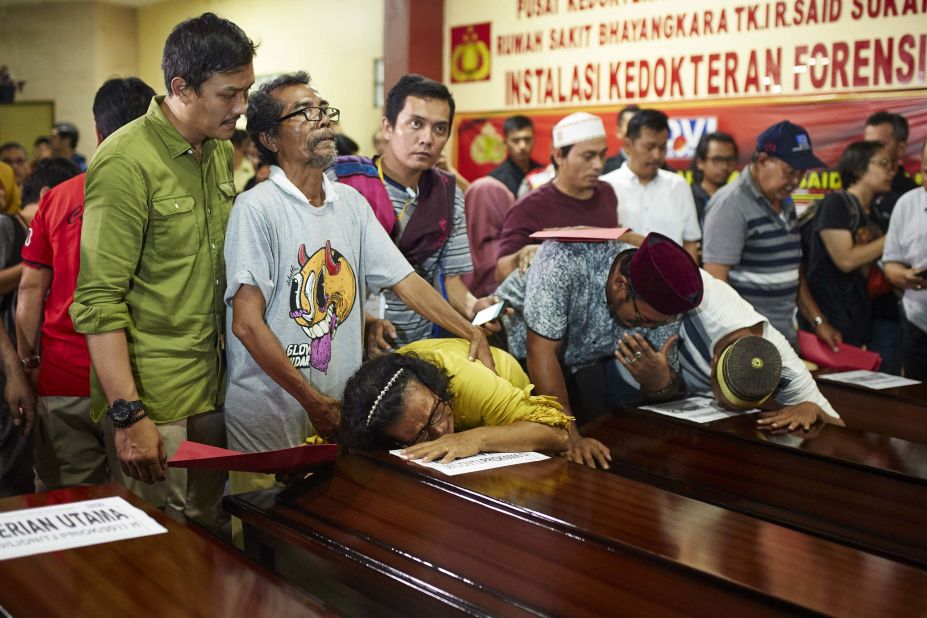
450;23;492;83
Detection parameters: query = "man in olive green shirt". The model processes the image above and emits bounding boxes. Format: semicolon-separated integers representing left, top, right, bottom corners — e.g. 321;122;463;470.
70;13;255;530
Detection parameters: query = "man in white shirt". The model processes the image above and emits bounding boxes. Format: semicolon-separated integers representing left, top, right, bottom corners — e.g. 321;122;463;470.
676;270;841;426
601;109;701;261
883;138;927;379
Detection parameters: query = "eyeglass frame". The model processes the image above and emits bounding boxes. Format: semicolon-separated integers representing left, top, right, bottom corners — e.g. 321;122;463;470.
869;157;893;170
394;389;450;448
705;155;738;165
623;280;666;329
275;106;341;124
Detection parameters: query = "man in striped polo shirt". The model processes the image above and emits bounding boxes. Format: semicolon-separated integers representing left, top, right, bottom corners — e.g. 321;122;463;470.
702;121;838;349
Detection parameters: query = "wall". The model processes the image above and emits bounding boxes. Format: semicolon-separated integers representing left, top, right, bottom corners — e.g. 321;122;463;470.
0;0;384;159
0;2;102;157
95;3;139;98
137;0;385;153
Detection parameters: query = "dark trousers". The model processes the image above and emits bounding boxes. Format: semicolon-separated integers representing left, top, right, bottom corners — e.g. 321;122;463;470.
566;359;644;427
902;319;927;381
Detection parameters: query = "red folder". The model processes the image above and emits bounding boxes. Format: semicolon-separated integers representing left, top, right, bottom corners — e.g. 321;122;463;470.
798;330;882;372
168;440;337;474
529;227;629;242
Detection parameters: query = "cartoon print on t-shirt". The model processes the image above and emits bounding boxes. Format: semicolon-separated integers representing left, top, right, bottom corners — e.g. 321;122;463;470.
287;240;356;372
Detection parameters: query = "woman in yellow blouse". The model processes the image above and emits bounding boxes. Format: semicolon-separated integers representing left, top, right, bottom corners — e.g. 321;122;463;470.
340;339;572;463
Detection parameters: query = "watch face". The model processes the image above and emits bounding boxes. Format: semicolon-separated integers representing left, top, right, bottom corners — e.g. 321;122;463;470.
110;401;133;423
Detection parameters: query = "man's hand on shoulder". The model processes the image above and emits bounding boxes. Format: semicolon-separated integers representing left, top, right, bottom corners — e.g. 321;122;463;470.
365;316;397;359
516;244;540;273
465;327;497;374
303;395;341;442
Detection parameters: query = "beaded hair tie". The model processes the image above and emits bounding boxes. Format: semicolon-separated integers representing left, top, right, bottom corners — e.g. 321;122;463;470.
365;368;404;426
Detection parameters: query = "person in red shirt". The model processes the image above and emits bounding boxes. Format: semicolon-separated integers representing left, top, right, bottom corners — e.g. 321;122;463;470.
16;76;155;489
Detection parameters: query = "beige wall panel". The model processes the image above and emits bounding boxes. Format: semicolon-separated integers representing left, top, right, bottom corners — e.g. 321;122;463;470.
137;0;385;153
0;2;99;157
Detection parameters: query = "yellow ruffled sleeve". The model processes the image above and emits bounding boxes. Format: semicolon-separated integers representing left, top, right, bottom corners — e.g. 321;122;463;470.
398;339;574;433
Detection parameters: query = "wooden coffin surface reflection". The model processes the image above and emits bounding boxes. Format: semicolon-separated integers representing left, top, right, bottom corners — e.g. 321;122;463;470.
230;453;927;617
580;407;927;566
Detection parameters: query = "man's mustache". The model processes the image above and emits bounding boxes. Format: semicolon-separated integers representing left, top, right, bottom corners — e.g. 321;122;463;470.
309;131;335;149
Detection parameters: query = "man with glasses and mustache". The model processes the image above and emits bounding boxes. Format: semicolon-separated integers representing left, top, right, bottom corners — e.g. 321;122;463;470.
223;73;493;496
702;121;836;351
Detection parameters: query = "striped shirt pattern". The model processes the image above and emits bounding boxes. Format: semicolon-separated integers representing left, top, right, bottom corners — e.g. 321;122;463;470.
381;177;473;346
703;168;801;345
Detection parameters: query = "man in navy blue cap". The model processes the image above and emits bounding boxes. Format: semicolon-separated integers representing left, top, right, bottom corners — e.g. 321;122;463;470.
701;120;838;350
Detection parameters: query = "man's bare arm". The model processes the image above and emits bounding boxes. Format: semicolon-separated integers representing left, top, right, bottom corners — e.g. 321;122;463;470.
703;262;731;283
15;266;52;363
86;330;165;484
231;284;339;438
392;273;496;372
526;330;611;469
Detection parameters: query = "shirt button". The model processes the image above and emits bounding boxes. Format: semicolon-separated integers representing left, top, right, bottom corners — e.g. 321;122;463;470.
207;208;212;215
215;279;220;285
175;203;179;209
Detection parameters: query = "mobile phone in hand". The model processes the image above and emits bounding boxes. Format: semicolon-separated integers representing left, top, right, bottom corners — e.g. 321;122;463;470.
472;300;506;326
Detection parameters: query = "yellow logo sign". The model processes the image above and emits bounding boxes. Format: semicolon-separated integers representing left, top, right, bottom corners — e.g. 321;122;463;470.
451;23;491;83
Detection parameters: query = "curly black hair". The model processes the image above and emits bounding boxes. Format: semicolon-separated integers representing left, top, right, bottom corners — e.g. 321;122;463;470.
340;353;454;450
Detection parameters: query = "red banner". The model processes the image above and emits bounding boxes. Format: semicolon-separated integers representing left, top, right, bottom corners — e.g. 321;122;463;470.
454;94;927;207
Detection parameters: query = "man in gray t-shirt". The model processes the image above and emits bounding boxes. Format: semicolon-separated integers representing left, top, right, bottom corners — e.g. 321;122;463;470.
225;73;493;453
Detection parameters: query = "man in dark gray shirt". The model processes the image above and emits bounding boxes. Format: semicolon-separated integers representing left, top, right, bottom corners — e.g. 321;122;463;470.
702;121;837;350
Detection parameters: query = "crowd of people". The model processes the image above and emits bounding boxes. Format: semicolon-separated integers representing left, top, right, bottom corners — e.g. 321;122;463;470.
0;13;924;541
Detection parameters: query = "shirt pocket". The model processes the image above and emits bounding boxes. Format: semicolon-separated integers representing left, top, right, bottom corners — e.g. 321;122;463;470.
216;179;236;226
151;194;200;258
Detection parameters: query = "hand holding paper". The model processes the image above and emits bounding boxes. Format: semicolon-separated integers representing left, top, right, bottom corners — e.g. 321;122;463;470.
798;330;881;372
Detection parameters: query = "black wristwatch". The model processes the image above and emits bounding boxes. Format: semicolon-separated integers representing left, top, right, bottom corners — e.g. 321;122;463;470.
108;399;148;428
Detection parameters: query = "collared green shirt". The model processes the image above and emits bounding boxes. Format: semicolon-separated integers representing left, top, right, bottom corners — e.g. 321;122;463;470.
70;96;235;423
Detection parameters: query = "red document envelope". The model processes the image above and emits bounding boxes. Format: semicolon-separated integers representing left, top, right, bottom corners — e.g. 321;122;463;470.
529;227;629;242
168;440;338;474
798;330;882;372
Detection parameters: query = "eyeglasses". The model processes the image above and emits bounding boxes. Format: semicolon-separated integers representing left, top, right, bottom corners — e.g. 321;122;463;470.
870;158;893;170
396;391;449;448
706;155;738;165
623;284;666;329
276;106;341;124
